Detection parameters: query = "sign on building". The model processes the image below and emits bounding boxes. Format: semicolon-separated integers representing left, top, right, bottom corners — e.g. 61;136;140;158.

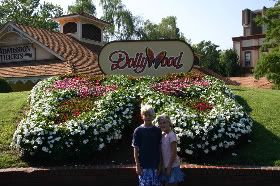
0;44;35;63
98;40;194;76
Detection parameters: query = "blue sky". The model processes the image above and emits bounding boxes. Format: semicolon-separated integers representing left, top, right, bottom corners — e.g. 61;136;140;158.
45;0;276;50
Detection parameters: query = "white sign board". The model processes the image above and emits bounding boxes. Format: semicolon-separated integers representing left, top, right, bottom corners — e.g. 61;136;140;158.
0;44;35;63
98;40;194;76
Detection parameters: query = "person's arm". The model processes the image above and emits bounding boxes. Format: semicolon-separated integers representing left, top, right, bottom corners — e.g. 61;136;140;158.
158;130;163;173
132;128;142;175
166;141;177;176
158;144;163;174
134;147;142;175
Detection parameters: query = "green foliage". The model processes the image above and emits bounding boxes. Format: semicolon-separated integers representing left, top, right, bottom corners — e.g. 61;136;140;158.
68;0;96;15
219;49;240;77
0;0;63;31
0;78;12;93
255;51;280;89
55;97;96;123
99;0;187;42
100;0;142;40
192;40;222;73
140;16;186;41
255;1;280;88
256;1;280;50
8;80;36;92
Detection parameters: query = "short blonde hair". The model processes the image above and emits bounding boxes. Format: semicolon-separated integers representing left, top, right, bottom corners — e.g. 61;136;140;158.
140;104;155;116
156;113;172;126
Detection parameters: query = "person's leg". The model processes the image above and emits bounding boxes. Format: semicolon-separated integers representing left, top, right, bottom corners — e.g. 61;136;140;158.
166;184;177;186
139;169;162;186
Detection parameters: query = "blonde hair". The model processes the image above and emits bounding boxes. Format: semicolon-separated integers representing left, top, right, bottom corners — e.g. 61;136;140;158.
140;104;155;116
156;113;172;126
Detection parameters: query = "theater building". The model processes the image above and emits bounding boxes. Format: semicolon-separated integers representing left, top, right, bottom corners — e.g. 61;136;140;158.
232;7;267;70
0;13;110;90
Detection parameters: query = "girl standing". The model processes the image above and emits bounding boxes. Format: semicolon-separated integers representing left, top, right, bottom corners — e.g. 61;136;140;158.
157;114;185;186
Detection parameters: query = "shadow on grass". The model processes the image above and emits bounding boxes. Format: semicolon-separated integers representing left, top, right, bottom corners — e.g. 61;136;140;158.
234;95;252;113
185;118;280;166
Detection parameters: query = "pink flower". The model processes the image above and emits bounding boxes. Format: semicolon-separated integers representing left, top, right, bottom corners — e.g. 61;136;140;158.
53;77;118;98
151;77;209;96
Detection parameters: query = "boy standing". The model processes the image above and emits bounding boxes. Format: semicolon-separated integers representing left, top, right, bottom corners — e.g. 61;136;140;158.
132;105;162;186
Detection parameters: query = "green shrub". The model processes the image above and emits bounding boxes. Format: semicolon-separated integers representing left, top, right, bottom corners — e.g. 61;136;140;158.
0;78;12;92
255;51;280;89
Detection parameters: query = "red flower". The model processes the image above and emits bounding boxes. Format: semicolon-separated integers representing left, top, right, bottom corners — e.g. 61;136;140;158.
192;101;213;112
73;110;81;117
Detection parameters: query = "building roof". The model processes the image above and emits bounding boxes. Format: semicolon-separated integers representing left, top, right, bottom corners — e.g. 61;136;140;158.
0;60;72;78
53;13;111;27
232;34;265;41
0;23;103;78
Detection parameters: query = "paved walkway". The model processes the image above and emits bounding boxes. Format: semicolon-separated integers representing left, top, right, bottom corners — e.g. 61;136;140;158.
229;76;273;89
1;164;280;186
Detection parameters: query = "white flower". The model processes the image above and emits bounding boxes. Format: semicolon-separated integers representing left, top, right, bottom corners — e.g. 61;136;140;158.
185;149;193;155
98;143;105;150
211;146;217;150
105;124;112;129
204;149;209;154
93;130;99;135
83;139;89;144
42;146;48;152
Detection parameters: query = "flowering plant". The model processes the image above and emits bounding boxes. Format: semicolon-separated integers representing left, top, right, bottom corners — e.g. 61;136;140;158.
11;73;253;158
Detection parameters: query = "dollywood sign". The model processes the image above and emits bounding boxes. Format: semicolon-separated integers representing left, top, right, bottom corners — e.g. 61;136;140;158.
98;40;194;76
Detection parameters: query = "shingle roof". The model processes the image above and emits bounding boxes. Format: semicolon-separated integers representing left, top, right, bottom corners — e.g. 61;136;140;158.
0;60;72;78
0;23;103;78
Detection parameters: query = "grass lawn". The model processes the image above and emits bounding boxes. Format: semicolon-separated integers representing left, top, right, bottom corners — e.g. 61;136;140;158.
229;86;280;166
0;91;29;168
0;86;279;168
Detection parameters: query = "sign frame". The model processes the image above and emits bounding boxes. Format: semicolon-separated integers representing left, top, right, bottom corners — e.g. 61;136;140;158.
98;39;195;76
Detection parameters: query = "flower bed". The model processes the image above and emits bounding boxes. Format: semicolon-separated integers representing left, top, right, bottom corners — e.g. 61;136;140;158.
11;73;253;158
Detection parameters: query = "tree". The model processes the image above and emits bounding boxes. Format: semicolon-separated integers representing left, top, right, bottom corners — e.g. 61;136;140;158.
255;0;280;88
0;0;63;31
219;49;240;77
99;0;142;41
192;41;222;74
140;16;186;41
68;0;96;15
255;51;280;89
99;0;188;42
